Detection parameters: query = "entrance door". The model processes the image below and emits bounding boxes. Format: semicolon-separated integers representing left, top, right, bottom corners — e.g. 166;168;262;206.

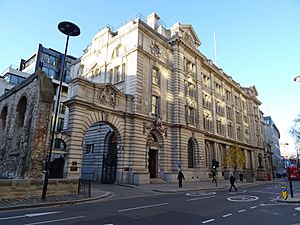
101;132;118;184
148;149;157;178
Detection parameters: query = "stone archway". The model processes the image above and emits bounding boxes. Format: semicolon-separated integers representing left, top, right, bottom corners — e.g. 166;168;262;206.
79;121;122;183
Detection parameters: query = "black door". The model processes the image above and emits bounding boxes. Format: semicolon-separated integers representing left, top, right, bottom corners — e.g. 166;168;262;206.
101;133;118;184
148;149;157;178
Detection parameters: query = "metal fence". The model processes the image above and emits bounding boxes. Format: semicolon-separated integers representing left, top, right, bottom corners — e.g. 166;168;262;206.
78;179;92;197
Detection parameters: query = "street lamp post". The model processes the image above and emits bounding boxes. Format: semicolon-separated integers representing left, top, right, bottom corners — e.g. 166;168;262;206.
42;21;80;200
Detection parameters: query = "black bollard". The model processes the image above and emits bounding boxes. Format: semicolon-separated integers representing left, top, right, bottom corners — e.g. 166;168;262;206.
289;180;294;198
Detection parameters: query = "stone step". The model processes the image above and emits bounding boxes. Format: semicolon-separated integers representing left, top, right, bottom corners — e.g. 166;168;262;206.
150;178;168;184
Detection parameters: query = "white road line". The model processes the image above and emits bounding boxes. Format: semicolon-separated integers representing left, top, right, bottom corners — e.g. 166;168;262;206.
0;211;62;221
187;195;216;201
23;216;85;225
238;209;246;213
250;206;257;209
118;202;169;212
222;213;233;218
202;219;215;224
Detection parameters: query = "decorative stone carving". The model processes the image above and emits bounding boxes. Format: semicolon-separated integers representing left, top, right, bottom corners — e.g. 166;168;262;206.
184;31;194;46
98;86;116;107
143;116;167;138
150;42;161;58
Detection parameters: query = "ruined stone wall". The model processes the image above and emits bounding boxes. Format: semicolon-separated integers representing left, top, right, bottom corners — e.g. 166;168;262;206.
0;179;78;199
0;71;53;179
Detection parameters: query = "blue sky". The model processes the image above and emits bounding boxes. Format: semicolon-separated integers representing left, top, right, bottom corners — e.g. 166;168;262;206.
1;1;299;155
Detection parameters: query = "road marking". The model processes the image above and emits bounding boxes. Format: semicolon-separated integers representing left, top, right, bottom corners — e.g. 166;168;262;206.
118;202;169;212
24;216;85;225
260;203;288;206
202;219;215;224
222;213;233;218
238;209;246;213
186;192;216;197
0;211;62;221
250;206;257;209
227;195;259;202
187;195;216;201
295;207;300;211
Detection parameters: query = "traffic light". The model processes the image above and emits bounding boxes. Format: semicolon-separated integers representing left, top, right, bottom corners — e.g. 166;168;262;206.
212;159;216;168
211;159;219;170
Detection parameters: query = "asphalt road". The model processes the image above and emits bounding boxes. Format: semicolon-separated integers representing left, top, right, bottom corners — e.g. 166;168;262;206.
1;182;300;225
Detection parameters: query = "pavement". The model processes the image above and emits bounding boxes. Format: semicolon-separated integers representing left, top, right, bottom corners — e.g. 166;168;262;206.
0;179;297;211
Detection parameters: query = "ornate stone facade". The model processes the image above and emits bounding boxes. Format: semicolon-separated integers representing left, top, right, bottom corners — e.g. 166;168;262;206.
64;12;266;184
0;71;53;179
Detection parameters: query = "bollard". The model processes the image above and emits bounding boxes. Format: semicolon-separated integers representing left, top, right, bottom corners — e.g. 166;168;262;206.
289;180;294;198
281;185;288;200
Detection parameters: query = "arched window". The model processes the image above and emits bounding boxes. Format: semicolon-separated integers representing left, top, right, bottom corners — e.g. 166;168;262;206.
188;139;194;168
14;96;27;150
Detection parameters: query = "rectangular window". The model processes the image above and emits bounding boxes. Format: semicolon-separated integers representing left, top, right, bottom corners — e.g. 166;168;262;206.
203;114;212;131
152;68;160;86
57;118;64;131
188;83;195;98
216;101;224;115
237;126;242;141
202;93;211;108
235;95;241;107
151;95;160;115
228;122;234;138
114;66;120;83
86;144;94;153
236;111;241;124
187;107;196;124
216;119;224;135
202;75;210;88
215;82;222;95
109;69;113;83
121;63;126;81
59;102;66;114
225;89;232;101
227;106;232;119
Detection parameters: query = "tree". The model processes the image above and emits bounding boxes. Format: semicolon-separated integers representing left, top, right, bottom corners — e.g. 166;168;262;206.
290;114;300;144
224;144;246;172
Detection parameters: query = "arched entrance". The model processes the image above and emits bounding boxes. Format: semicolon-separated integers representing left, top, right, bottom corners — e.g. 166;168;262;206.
81;122;121;184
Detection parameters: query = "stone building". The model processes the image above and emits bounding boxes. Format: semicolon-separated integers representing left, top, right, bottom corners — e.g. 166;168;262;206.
0;71;53;179
264;116;282;177
61;12;266;185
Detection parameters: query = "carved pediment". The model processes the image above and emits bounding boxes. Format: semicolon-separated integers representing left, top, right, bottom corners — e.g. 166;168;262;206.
179;24;201;48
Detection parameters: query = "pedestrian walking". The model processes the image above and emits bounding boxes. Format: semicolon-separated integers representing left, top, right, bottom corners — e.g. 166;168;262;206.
177;170;185;188
212;170;217;187
229;174;237;192
239;172;244;182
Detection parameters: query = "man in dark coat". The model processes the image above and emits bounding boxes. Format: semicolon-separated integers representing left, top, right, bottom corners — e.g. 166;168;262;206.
229;174;237;191
177;170;185;188
212;170;217;187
